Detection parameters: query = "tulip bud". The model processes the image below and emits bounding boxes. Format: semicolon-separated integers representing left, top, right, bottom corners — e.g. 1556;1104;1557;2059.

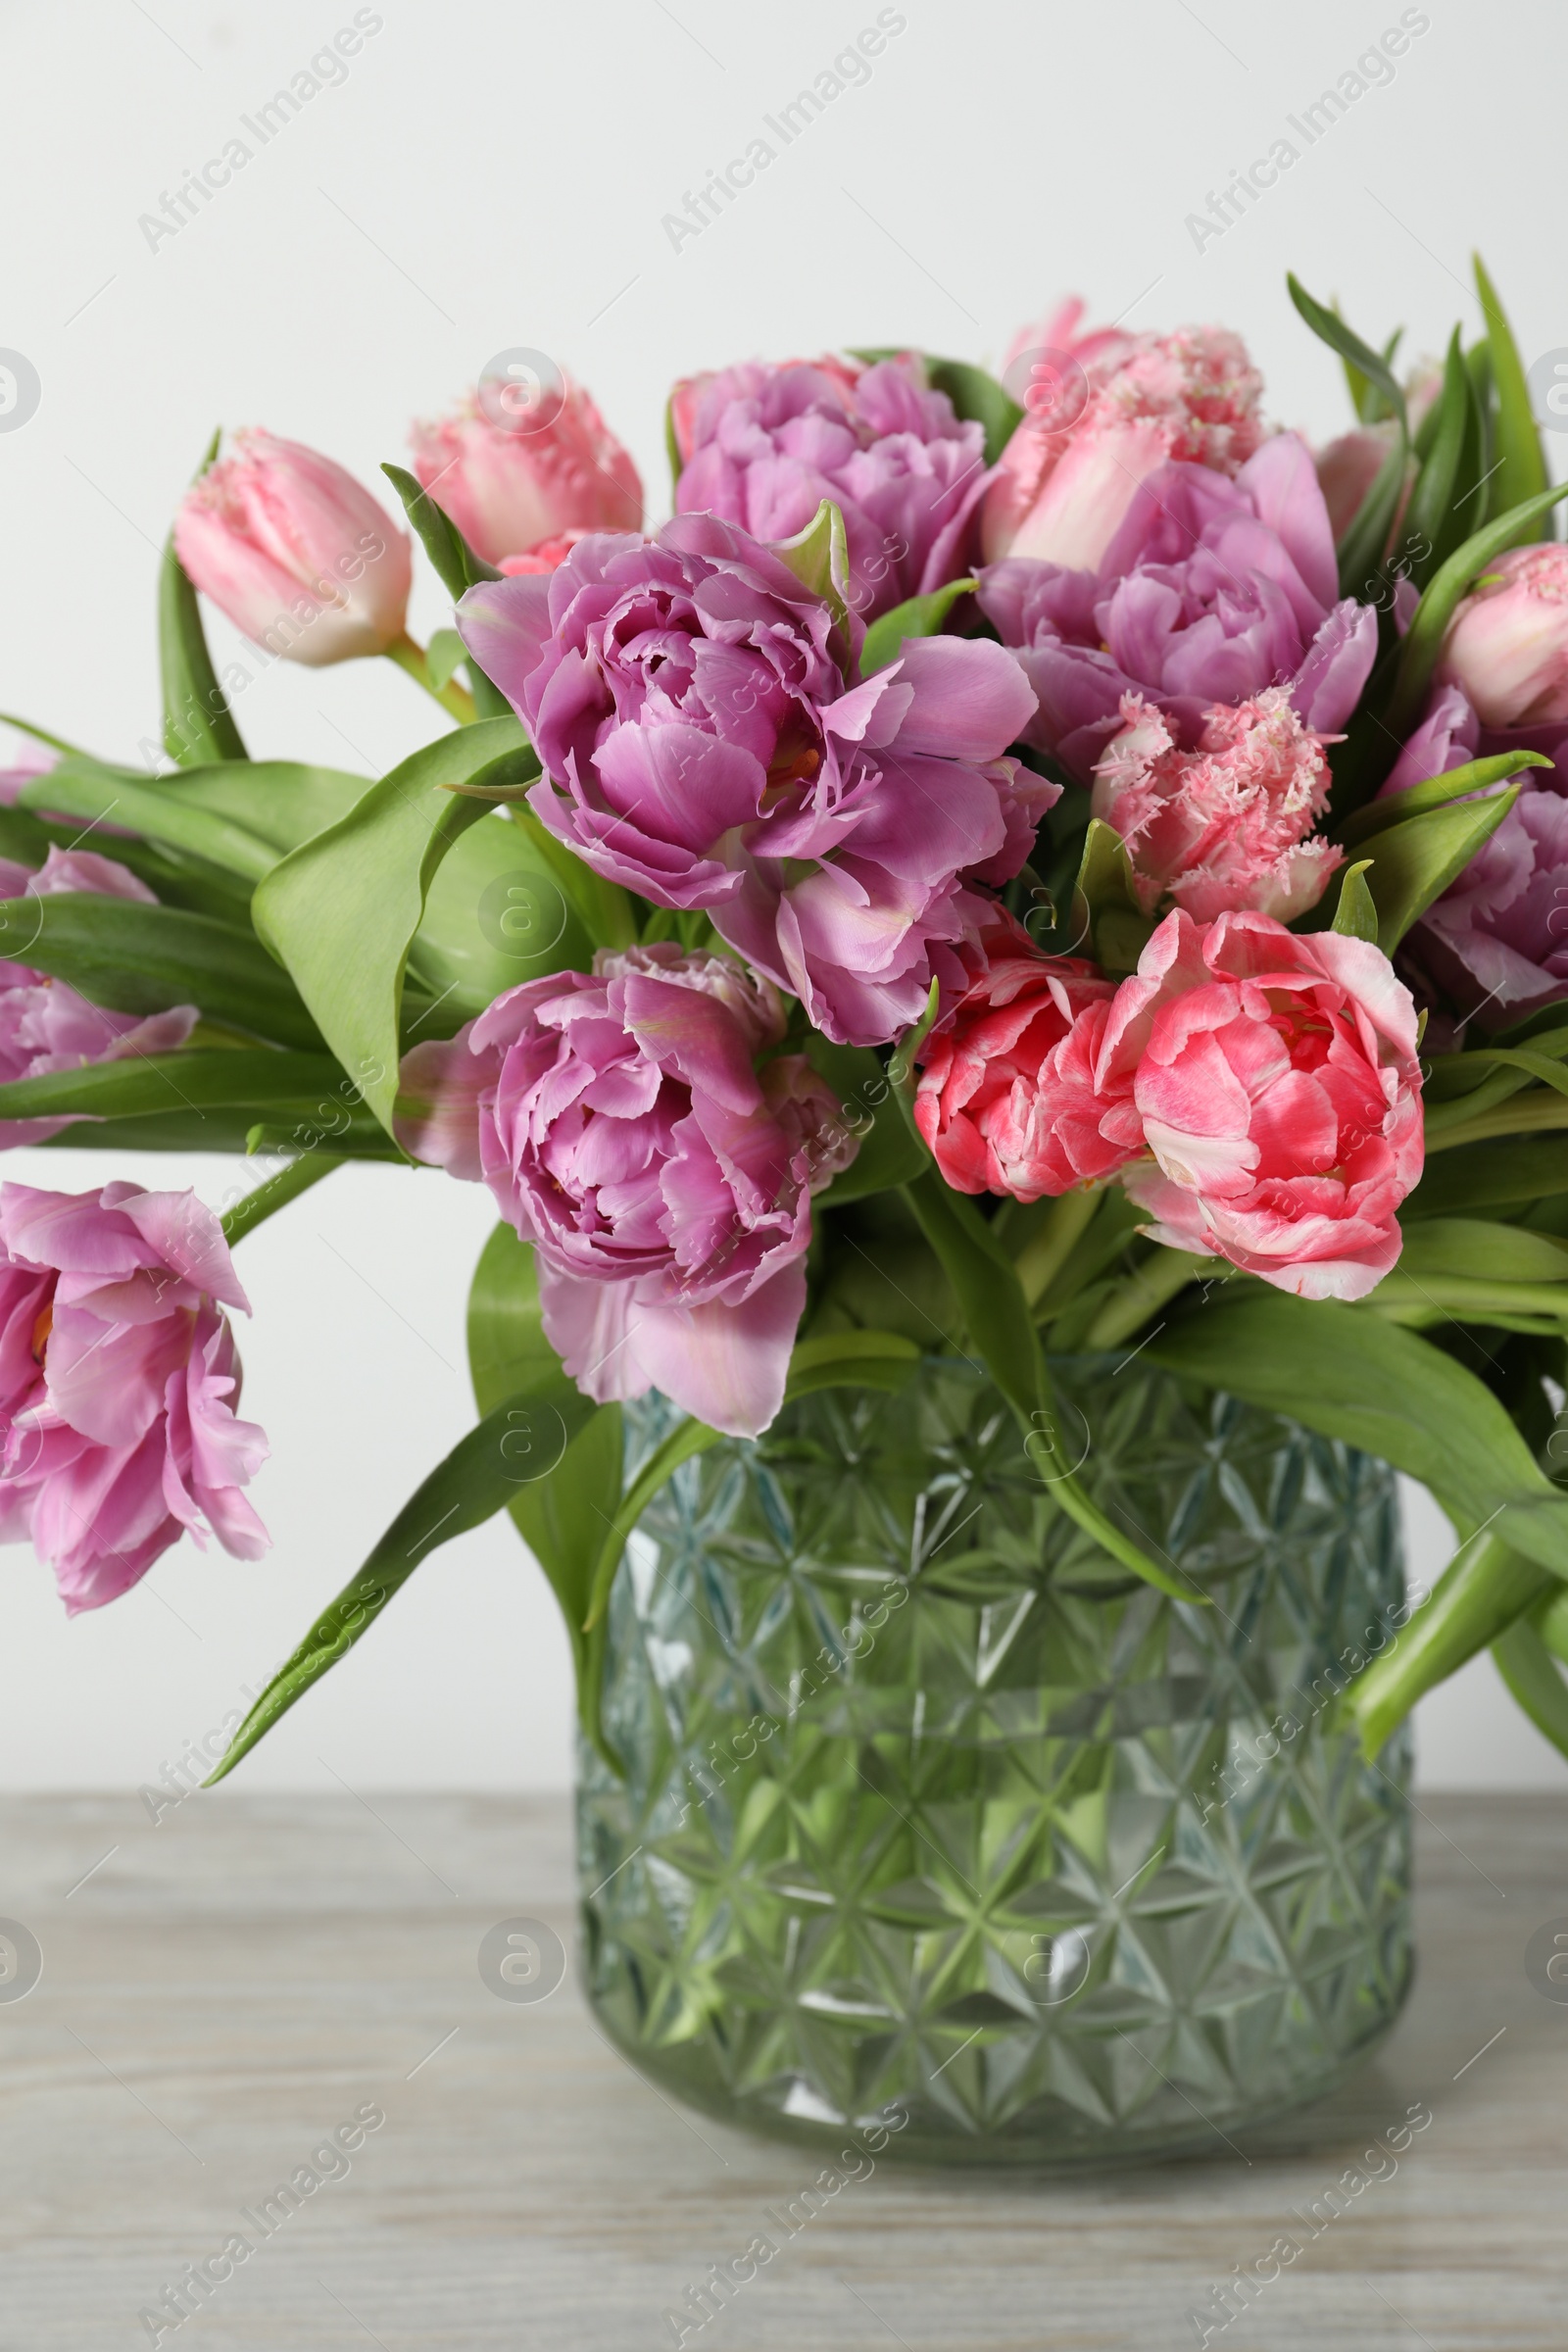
173;430;412;666
1439;544;1568;728
408;379;641;568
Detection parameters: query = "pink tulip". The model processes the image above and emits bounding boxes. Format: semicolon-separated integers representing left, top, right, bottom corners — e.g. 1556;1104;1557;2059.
1109;910;1424;1300
1314;422;1400;544
982;322;1266;570
1090;689;1342;923
409;382;641;569
396;947;855;1437
0;845;199;1146
914;920;1136;1200
1439;544;1568;728
0;1182;268;1611
174;430;412;665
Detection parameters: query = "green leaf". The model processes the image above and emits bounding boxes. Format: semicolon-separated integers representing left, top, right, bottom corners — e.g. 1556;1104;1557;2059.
903;1166;1198;1600
1359;785;1522;952
921;357;1023;466
412;798;594;1024
379;463;512;720
0;1049;365;1126
426;628;466;693
1336;424;1409;599
1329;858;1379;940
664;388;684;495
160;432;247;767
1348;1535;1551;1755
1070;818;1154;974
582;1328;924;1633
1288;276;1407;427
1405;1133;1568;1216
1148;1288;1568;1587
1494;1613;1568;1761
1385;478;1568;739
1339;751;1549;847
205;1378;599;1784
1400;329;1472;588
1473;254;1549;541
466;1223;622;1687
804;1037;926;1207
859;579;977;679
0;893;324;1051
1396;1218;1568;1287
155;760;368;858
771;499;852;637
20;759;279;882
505;802;637;953
252;718;545;1134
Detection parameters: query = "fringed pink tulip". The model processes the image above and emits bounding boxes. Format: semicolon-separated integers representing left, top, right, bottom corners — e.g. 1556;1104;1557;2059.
409;383;641;568
174;430;412;665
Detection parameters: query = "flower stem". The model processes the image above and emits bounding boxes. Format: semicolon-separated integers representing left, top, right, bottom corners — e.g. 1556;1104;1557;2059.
221;1152;342;1249
1014;1188;1102;1308
1081;1247;1212;1352
385;630;476;725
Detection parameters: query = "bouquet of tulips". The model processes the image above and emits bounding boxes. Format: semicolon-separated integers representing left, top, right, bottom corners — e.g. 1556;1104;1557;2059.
7;259;1568;1779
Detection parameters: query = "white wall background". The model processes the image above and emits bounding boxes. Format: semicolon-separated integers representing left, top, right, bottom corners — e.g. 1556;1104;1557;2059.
0;0;1563;1792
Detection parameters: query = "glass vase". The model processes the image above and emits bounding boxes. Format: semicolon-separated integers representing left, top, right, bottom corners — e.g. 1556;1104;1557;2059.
576;1354;1413;2166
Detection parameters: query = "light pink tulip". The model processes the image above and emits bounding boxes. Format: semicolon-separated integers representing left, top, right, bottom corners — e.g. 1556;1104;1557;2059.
174;430;412;665
409;382;641;568
1438;544;1568;728
982;321;1266;570
0;1182;268;1611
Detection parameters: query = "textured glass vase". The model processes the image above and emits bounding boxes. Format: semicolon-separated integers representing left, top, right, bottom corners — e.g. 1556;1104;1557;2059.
577;1355;1413;2166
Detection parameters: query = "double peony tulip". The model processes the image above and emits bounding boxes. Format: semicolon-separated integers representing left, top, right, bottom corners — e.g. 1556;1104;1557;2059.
456;513;1050;1048
671;354;992;621
174;430;413;665
410;378;642;569
979;431;1377;784
0;1183;269;1611
917;909;1424;1301
397;947;856;1436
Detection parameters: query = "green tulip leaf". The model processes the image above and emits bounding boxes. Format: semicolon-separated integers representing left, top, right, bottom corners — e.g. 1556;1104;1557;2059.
859;579;978;679
205;1377;600;1784
160;431;247;767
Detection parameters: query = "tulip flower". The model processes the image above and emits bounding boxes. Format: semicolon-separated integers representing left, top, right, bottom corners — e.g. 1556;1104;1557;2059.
0;1181;268;1611
1439;544;1568;728
174;430;413;667
408;380;642;569
982;321;1265;570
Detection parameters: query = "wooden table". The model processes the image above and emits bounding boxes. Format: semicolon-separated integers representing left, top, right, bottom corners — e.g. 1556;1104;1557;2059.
1;1788;1563;2349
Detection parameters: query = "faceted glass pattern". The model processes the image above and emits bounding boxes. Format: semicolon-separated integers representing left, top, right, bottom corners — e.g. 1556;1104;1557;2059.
577;1355;1413;2165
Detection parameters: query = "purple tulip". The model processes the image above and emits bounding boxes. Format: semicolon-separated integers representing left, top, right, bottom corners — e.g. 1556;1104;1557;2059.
396;948;857;1437
1392;683;1568;1028
0;1182;268;1611
0;847;199;1145
977;433;1378;783
457;514;1050;1048
670;355;991;621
